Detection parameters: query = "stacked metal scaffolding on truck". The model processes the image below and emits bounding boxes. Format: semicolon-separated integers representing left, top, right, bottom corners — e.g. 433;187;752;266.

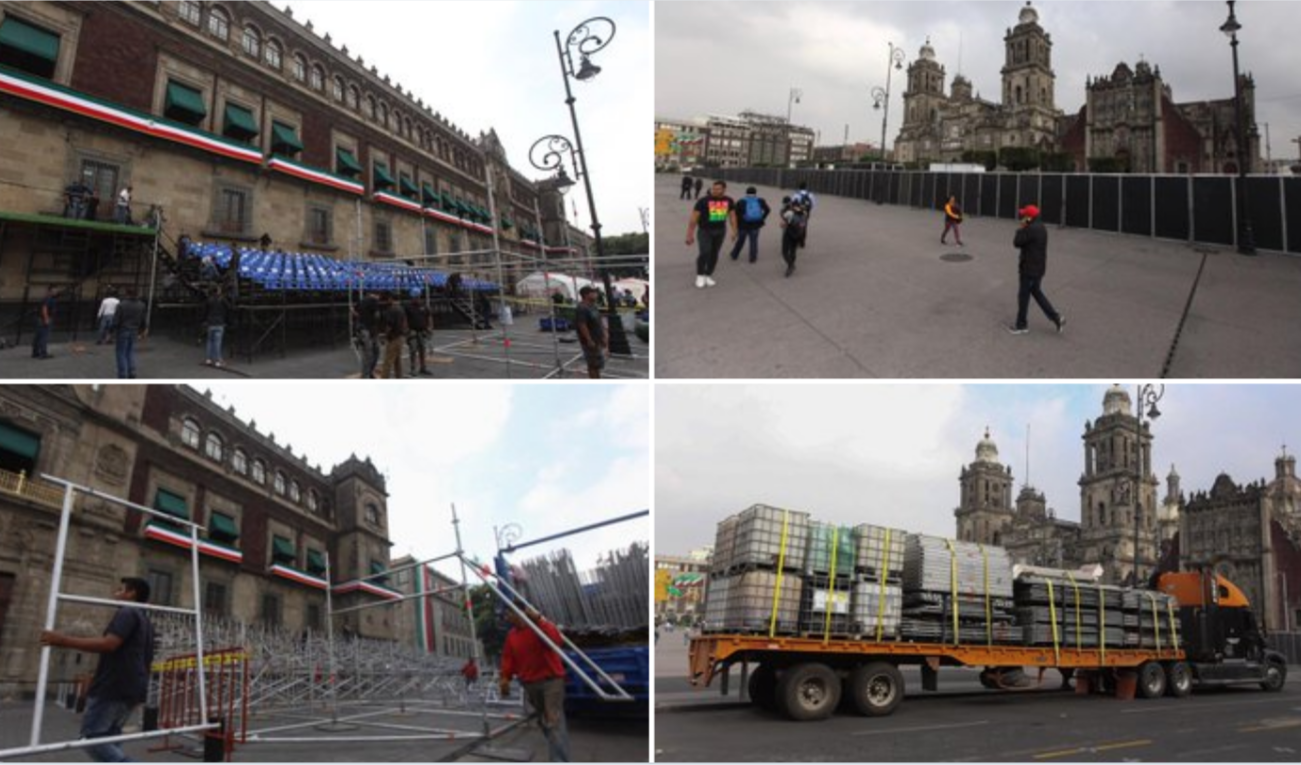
516;542;649;632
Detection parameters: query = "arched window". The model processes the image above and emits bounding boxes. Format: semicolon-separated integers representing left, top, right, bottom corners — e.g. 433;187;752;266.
252;459;266;485
178;1;202;26
241;25;261;58
332;75;344;102
404;117;412;139
274;471;287;495
232;448;248;475
346;85;359;110
181;418;201;449
365;503;381;525
264;38;282;69
204;432;224;462
289;480;301;503
207;7;230;41
291;54;306;82
364;95;375;119
309;64;324;92
379;102;389;129
306;490;318;513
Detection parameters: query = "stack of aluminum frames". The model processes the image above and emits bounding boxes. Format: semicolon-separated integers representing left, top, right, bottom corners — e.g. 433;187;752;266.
804;522;856;578
853;523;906;582
901;534;1020;645
517;542;648;632
1013;574;1181;650
714;504;810;572
702;570;802;634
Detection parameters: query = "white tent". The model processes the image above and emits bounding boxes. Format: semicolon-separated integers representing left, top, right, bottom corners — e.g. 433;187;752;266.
515;271;598;302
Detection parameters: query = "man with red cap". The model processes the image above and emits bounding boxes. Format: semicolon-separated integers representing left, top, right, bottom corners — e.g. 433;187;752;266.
1008;204;1065;335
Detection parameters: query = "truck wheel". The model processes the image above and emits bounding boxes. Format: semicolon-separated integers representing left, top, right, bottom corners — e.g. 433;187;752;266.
1137;661;1166;699
848;662;905;717
776;663;841;721
1260;659;1287;692
748;664;778;712
1164;662;1192;698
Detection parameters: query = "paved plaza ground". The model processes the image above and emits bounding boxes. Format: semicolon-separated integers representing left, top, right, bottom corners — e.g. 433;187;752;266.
0;325;649;380
656;175;1301;378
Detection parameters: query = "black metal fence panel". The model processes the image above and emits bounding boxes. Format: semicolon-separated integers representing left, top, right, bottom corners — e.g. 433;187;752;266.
981;174;999;218
1193;177;1234;246
919;173;933;209
1154;177;1190;241
1017;174;1040;216
1092;176;1120;232
1041;175;1064;225
1122;177;1152;237
998;174;1018;219
889;172;903;206
1065;176;1090;228
963;174;982;215
1247;177;1284;252
1287;178;1301;254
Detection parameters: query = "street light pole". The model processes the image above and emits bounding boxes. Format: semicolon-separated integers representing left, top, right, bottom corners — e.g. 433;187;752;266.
1221;0;1256;255
1132;384;1164;586
872;42;906;166
787;87;802;124
553;17;631;356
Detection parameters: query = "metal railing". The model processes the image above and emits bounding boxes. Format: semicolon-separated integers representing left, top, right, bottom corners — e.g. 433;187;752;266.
0;468;67;508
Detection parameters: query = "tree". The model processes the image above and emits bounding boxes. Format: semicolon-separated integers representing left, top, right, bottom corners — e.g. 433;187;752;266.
961;150;999;171
999;147;1041;172
1040;152;1076;173
470;583;507;665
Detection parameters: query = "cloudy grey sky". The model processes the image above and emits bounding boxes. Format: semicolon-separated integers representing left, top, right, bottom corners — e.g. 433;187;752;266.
656;1;1301;161
656;384;1300;555
292;1;649;236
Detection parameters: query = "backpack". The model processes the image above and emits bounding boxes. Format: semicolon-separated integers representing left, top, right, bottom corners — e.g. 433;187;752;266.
741;197;765;224
794;190;815;211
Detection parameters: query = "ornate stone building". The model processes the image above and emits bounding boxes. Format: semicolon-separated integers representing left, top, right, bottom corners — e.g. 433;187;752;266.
894;3;1064;165
390;555;478;660
0;385;401;697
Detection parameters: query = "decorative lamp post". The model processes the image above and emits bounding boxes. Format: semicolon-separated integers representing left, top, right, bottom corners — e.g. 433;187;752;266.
1221;0;1256;255
787;87;802;124
552;16;631;355
871;42;907;166
1131;384;1164;586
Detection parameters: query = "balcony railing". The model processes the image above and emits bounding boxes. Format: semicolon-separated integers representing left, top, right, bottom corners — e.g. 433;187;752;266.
0;468;64;508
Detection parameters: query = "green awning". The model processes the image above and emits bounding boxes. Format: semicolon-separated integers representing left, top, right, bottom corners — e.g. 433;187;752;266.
336;148;362;177
270;121;303;155
208;512;239;542
164;81;207;125
399;176;418;198
0;17;60;65
0;422;40;460
306;548;326;574
421;183;437;206
154;489;189;520
222;103;258;141
500;216;513;230
373;163;395;190
369;560;388;582
454;199;468;217
440;192;457;211
272;535;296;562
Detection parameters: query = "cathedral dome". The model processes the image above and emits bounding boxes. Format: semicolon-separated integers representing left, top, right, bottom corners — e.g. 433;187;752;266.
1102;384;1132;416
1018;2;1040;26
920;37;936;62
975;427;1000;464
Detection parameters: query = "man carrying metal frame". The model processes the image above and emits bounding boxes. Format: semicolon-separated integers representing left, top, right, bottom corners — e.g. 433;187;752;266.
40;577;156;763
499;607;571;762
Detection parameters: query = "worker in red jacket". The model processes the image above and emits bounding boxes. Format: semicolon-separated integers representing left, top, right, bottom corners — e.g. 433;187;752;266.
499;606;570;762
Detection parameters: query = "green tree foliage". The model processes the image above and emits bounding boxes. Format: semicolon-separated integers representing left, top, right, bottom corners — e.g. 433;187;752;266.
470;583;507;665
1088;156;1130;174
961;150;999;171
1040;153;1076;173
998;147;1041;172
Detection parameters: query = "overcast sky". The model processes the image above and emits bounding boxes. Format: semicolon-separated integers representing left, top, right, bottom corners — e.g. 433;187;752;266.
657;384;1301;555
199;383;648;583
656;1;1301;161
291;1;649;236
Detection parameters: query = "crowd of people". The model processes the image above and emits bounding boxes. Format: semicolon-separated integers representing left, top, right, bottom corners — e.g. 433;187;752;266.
351;290;437;379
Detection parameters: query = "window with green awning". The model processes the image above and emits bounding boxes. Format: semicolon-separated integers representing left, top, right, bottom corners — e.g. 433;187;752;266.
373;162;395;192
222;102;258;142
0;16;60;79
208;511;239;543
164;80;207;126
336;148;362;178
369;559;388;584
0;422;40;460
306;548;326;575
154;488;189;520
421;183;437;206
500;216;513;230
440;192;456;211
270;121;303;157
271;535;296;564
454;199;468;217
399;175;418;199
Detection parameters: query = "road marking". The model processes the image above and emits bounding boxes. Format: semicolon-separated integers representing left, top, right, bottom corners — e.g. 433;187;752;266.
850;720;990;737
1033;739;1152;760
1239;719;1301;733
1120;696;1286;715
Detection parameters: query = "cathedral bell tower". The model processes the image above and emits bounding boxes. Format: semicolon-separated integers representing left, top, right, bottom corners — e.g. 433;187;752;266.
898;37;948;163
1001;2;1059;149
955;428;1015;545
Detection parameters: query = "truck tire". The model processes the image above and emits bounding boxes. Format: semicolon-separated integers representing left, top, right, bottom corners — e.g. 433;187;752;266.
776;663;841;721
1164;661;1192;698
1137;661;1166;699
748;664;778;712
848;662;905;717
1260;659;1287;692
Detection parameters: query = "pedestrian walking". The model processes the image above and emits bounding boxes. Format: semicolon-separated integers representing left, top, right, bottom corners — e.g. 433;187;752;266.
379;292;407;379
575;285;608;379
780;197;809;278
405;292;432;377
685;180;737;289
111;288;148;379
31;286;57;359
942;195;965;246
96;288;119;345
790;182;816;247
499;607;571;762
114;184;132;224
353;292;381;379
729;186;771;264
680;174;693;200
203;285;229;367
461;657;479;690
40;577;155;764
693;177;703;199
1008;205;1065;335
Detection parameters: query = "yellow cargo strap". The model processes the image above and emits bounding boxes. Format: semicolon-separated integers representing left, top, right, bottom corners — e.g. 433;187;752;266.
1097;583;1106;665
1146;592;1162;651
980;544;992;647
1046;579;1061;665
875;528;892;642
769;509;791;638
1066;572;1082;652
823;526;839;644
1167;598;1180;652
944;539;960;646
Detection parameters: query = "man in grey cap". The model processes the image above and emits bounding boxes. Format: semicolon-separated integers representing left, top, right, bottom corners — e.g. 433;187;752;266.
728;186;771;264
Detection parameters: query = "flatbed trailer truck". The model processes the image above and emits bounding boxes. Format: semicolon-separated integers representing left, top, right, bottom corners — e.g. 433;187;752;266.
688;571;1287;721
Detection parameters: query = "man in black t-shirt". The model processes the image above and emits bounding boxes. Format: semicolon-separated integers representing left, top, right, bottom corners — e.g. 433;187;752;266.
41;577;155;763
379;293;408;379
405;293;432;377
354;292;382;379
575;285;608;379
685;180;737;289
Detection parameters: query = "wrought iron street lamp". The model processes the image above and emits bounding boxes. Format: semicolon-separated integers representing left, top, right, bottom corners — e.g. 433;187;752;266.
1131;384;1164;586
1221;0;1256;255
871;42;906;165
552;16;631;355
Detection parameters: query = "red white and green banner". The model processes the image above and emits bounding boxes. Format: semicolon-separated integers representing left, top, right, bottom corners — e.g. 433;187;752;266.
520;239;542;250
269;563;329;590
375;191;424;215
0;69;262;165
143;522;243;563
268;157;364;195
422;205;495;236
332;579;402;600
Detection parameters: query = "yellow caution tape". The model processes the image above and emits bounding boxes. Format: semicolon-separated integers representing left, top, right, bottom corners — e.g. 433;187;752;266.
1098;583;1106;665
944;539;960;646
151;652;248;672
1146;592;1161;651
1047;579;1061;665
1066;572;1082;652
1167;598;1180;652
875;528;891;642
823;526;839;644
769;509;791;638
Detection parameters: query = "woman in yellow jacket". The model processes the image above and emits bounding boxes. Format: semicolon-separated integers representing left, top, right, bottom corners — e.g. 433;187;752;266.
942;195;965;246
